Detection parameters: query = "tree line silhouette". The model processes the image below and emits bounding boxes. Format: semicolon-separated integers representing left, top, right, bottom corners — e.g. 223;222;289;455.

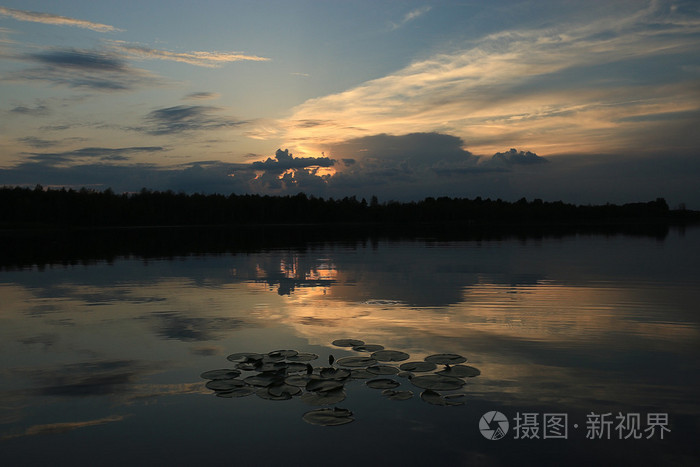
0;185;694;228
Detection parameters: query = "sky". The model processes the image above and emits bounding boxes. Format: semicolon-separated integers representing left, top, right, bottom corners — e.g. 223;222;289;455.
1;0;699;207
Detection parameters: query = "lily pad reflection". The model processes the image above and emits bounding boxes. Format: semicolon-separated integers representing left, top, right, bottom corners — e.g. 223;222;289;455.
303;408;354;426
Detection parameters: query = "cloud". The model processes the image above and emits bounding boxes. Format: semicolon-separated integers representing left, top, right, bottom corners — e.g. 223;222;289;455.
24;146;165;165
277;2;700;157
140;105;246;135
9;102;50;116
251;149;334;173
30;360;151;396
146;312;247;342
111;42;270;67
390;6;432;30
489;149;549;165
0;6;122;32
6;48;159;90
184;92;220;101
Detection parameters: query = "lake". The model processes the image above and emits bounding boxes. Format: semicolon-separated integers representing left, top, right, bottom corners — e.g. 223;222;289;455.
1;226;698;466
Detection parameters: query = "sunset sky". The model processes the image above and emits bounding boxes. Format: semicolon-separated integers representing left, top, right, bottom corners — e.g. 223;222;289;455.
1;1;699;206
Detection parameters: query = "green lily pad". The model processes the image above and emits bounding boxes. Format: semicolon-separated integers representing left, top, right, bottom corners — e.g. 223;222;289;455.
409;375;465;391
336;356;377;368
367;365;400;375
286;352;319;362
399;361;437;372
366;378;400;389
205;379;247;391
302;408;354;426
382;389;414;401
226;352;264;362
420;389;466;406
200;369;242;380
424;353;467;364
352;344;384;352
332;339;365;347
216;387;254;398
301;388;346;405
371;350;410;362
436;365;481;378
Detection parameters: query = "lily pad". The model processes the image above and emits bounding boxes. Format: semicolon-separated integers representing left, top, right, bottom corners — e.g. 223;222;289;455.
216;387;255;398
332;339;365;347
436;365;481;378
398;371;414;378
352;344;384;352
306;379;345;393
409;375;465;391
286;352;319;362
382;389;414;401
236;362;261;371
200;369;241;380
371;350;410;362
366;378;400;389
256;361;289;372
420;389;466;406
301;388;346;405
399;361;437;373
424;353;467;365
336;356;377;368
244;373;284;387
256;388;292;401
226;352;264;362
268;383;302;397
285;374;314;387
302;408;354;426
267;349;299;360
319;368;351;380
205;379;247;391
367;365;400;375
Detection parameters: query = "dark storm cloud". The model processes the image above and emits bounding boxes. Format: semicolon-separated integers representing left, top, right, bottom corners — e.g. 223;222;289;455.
140;105;246;135
25;146;165;164
6;48;158;90
251;148;334;173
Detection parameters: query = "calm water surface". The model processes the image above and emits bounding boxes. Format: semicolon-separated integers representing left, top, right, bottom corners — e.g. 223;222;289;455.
1;228;699;466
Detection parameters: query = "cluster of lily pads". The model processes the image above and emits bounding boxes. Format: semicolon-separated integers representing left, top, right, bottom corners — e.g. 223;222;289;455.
200;338;480;426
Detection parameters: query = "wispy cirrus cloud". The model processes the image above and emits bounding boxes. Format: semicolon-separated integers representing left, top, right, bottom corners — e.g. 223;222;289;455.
111;42;270;68
390;6;432;30
279;1;700;157
24;146;165;165
0;6;122;32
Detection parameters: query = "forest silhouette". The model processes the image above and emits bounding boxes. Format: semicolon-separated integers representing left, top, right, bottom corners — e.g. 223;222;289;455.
1;185;694;228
